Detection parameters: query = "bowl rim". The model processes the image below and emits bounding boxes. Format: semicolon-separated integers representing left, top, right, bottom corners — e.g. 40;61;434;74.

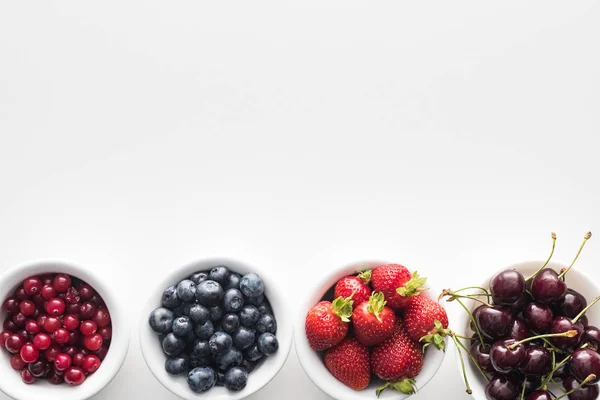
294;259;448;400
0;259;130;400
138;256;293;400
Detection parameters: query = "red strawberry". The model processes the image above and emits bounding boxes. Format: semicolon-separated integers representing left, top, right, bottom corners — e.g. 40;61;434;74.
324;338;371;391
334;270;372;307
305;296;354;351
371;318;423;396
404;295;449;350
352;292;396;346
371;264;427;309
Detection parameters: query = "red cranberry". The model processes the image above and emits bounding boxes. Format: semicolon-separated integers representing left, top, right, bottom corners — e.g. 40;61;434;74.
32;293;46;308
83;333;103;351
73;351;87;366
25;320;41;334
47;369;64;384
63;345;78;357
40;274;55;286
78;284;95;300
41;285;57;300
21;368;36;384
68;330;81;345
5;333;26;354
23;276;43;295
3;319;18;332
15;287;30;301
2;296;20;313
64;287;81;304
92;308;111;328
33;333;51;350
46;298;66;316
10;354;27;370
80;320;98;336
79;302;96;319
20;343;40;363
12;312;27;327
18;300;36;317
43;343;61;362
64;366;86;386
66;303;80;315
89;294;103;306
36;313;48;327
95;345;108;360
28;359;50;378
0;330;11;347
53;327;70;344
54;353;72;371
98;326;112;341
53;274;72;293
82;354;101;373
63;314;80;330
43;316;62;333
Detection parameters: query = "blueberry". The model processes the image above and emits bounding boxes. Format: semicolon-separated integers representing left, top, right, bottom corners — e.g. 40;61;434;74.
239;305;260;327
257;302;272;316
224;366;249;391
246;294;264;307
233;326;256;350
162;285;181;309
189;354;212;368
244;344;264;362
242;359;257;373
162;332;187;356
256;314;277;334
209;265;230;286
187;366;217;393
173;303;187;317
215;347;243;371
195;320;215;340
222;314;241;334
209;331;233;355
210;305;223;322
225;273;241;290
192;339;211;358
216;372;225;386
176;279;197;303
172;316;192;337
149;307;174;335
223;289;244;313
165;355;189;375
240;273;264;298
196;280;224;307
188;304;210;324
257;333;279;355
190;271;209;285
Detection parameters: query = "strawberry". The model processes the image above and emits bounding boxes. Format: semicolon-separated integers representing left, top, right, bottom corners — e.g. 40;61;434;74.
404;295;449;350
352;292;396;346
371;264;427;309
324;338;371;391
305;296;354;351
371;318;423;396
334;270;372;307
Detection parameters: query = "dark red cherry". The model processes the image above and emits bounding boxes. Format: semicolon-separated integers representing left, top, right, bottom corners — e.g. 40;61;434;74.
475;306;514;340
519;345;552;376
508;318;531;342
524;302;554;332
531;268;567;304
563;375;599;400
570;348;600;385
526;391;552;400
553;359;569;381
490;339;526;373
490;269;526;305
549;316;584;350
581;315;590;328
523;377;542;395
583;326;600;350
471;341;495;373
508;294;529;316
485;374;521;400
556;289;587;319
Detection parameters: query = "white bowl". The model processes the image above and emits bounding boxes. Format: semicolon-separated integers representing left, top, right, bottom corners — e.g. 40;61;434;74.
139;257;293;400
0;260;130;400
453;260;600;399
295;260;447;400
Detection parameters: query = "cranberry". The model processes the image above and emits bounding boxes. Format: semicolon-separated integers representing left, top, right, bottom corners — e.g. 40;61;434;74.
20;343;40;363
53;327;70;344
84;333;103;351
80;320;98;336
89;294;103;306
41;285;57;301
32;293;46;308
98;326;112;341
63;345;78;357
18;300;36;316
63;314;80;330
28;359;50;378
21;368;36;384
0;330;11;347
5;333;26;354
47;369;64;384
53;274;72;293
33;333;51;350
12;312;27;327
82;354;101;373
64;366;86;386
15;287;30;301
46;298;66;316
78;284;95;300
23;276;43;295
68;330;81;346
54;353;72;371
43;316;62;333
92;308;111;328
10;354;27;370
95;345;108;360
73;351;87;366
25;320;41;334
36;313;48;327
64;286;81;304
43;343;61;362
3;319;18;332
2;296;20;313
79;302;96;319
40;274;55;286
66;303;80;315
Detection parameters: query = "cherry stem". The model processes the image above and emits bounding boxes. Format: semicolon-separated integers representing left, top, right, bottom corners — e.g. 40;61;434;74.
507;330;578;350
453;286;491;295
556;374;597;400
558;231;592;279
453;297;486;346
520;377;527;400
573;295;600;324
540;351;573;389
450;334;472;394
526;232;557;281
451;333;490;382
448;292;492;307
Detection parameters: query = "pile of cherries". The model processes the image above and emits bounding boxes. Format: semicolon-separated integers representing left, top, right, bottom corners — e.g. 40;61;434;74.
444;233;600;400
0;273;112;386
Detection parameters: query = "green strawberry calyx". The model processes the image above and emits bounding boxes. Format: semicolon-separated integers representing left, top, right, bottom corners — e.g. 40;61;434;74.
357;269;372;284
397;271;428;298
420;319;450;352
367;292;387;322
332;291;355;323
376;379;417;397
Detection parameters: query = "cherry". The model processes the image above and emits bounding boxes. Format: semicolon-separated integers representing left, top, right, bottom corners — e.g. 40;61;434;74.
2;296;20;313
508;294;529;316
3;319;18;332
98;326;112;341
46;298;66;316
475;306;514;340
92;308;111;328
64;366;86;386
0;330;11;347
33;333;51;350
54;327;70;344
95;345;108;360
53;274;72;293
54;353;72;371
82;354;101;373
20;343;40;363
43;316;62;333
519;345;552;376
556;289;587;319
21;368;36;384
78;284;94;300
526;391;552;400
531;269;567;304
471;341;495;373
524;302;554;333
485;374;520;400
490;339;526;373
570;348;600;385
10;354;27;370
12;312;27;327
28;359;50;378
549;316;584;350
25;320;41;334
84;333;103;351
490;269;526;305
19;300;36;316
79;302;96;319
15;287;30;301
80;320;98;336
23;276;43;295
581;315;590;328
47;369;64;385
43;343;62;362
5;333;26;354
508;318;531;342
41;285;58;301
563;375;599;400
583;326;600;350
63;314;80;331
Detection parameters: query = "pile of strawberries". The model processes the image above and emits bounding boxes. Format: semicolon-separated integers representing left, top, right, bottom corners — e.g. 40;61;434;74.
305;264;450;396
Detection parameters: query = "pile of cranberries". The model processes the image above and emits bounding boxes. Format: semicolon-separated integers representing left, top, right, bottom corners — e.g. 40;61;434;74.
442;232;600;400
0;273;112;386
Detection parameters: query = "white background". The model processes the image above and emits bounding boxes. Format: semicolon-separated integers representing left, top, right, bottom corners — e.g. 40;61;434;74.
1;1;599;399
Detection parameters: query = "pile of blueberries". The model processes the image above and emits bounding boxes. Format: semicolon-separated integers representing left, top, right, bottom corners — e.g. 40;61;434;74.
148;266;279;393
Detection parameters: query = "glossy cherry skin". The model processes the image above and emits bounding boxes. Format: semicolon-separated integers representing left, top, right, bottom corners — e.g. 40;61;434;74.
485;374;521;400
524;302;554;333
490;339;526;373
475;306;514;340
563;375;600;400
490;269;526;305
555;289;587;319
570;348;600;385
526;391;552;400
508;294;529;316
531;269;567;304
581;315;590;328
471;341;495;373
508;318;531;342
523;377;542;395
583;326;600;350
519;345;552;376
549;316;584;350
